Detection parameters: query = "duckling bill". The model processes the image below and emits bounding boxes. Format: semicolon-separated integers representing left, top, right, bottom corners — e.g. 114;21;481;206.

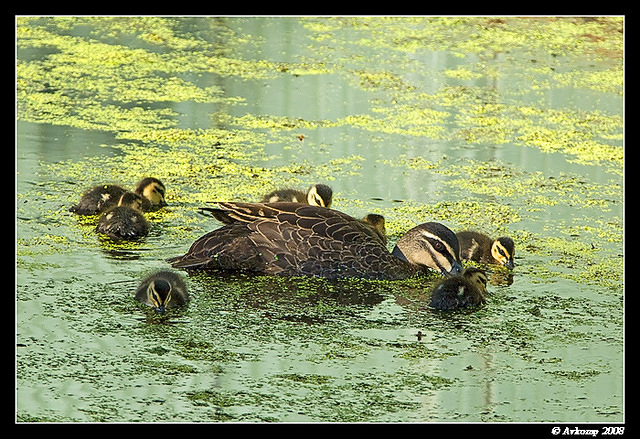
456;231;515;269
430;267;488;310
135;270;189;314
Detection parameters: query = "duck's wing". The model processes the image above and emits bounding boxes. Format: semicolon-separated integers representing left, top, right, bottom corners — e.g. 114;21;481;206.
172;203;394;278
199;202;302;224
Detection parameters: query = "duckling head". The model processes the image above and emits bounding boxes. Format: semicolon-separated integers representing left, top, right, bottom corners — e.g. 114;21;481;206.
306;184;333;208
362;213;387;244
118;191;145;212
135;177;167;209
462;267;489;294
146;278;174;314
491;237;515;269
430;267;488;310
392;222;463;277
363;213;386;233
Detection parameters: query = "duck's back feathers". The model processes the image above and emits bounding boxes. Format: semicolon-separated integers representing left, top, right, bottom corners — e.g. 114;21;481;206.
173;202;411;279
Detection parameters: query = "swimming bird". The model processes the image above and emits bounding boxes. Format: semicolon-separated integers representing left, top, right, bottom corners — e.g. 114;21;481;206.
429;267;488;310
262;184;333;208
69;184;127;215
70;177;167;215
169;202;462;280
134;177;167;211
135;270;189;314
456;231;515;269
95;192;150;241
362;213;387;244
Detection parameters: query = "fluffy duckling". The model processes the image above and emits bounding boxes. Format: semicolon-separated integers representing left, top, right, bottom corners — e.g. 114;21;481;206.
135;270;189;314
70;177;167;215
69;184;127;215
456;231;515;269
96;192;150;241
134;177;167;212
362;213;387;244
262;183;333;208
430;267;488;310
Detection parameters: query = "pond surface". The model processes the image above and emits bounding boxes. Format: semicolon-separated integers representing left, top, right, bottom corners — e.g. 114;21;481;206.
16;17;624;423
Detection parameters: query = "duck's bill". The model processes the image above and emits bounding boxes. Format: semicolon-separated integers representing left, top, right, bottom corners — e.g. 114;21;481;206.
443;261;463;277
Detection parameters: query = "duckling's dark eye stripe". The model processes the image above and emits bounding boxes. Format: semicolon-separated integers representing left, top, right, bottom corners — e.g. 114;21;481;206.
495;242;510;258
150;289;161;306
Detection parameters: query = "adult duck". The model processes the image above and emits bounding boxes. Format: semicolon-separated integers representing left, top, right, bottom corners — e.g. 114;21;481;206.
169;202;462;280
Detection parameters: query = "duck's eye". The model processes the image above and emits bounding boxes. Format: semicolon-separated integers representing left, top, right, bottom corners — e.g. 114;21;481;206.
432;241;444;252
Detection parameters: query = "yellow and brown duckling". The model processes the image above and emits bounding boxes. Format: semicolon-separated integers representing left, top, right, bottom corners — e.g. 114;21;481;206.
456;231;515;269
429;267;488;310
362;213;387;244
170;202;462;280
135;270;189;314
262;183;333;208
134;177;167;212
70;177;167;215
96;192;150;241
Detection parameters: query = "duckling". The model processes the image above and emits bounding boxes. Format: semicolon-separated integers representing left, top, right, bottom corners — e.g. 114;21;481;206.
134;177;167;211
430;267;488;310
95;192;150;241
70;177;167;215
456;231;515;269
262;183;333;208
362;213;387;244
135;270;189;314
69;184;127;215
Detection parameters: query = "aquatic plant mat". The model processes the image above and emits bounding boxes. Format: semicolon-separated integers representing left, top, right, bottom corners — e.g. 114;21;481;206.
16;17;623;422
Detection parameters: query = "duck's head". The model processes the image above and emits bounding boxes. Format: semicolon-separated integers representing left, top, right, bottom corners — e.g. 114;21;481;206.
306;184;333;208
462;267;489;294
392;222;463;277
491;237;515;269
135;177;167;209
118;191;145;211
145;278;174;314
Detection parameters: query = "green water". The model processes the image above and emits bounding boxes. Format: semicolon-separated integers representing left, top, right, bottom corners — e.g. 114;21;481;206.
16;17;623;423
